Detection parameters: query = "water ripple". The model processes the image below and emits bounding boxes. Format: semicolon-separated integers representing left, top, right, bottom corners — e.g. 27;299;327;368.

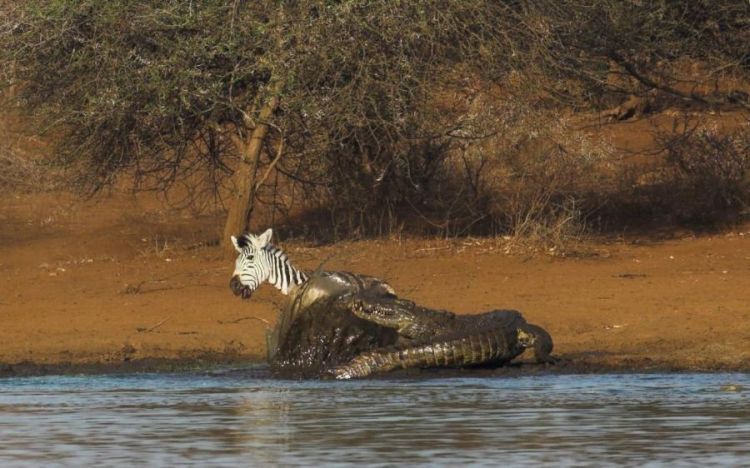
0;372;748;466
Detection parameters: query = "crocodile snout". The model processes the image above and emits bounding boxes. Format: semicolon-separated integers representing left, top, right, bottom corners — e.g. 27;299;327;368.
351;299;366;313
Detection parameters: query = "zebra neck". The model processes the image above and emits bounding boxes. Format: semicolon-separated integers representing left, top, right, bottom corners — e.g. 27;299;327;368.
264;246;308;295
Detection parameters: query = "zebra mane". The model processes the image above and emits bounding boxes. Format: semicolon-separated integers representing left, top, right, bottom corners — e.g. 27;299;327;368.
262;243;308;294
235;235;252;248
235;229;273;250
263;243;286;259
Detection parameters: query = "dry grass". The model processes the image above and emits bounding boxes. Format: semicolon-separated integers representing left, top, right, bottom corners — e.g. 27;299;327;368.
441;97;615;249
0;94;61;193
136;235;175;259
0;144;59;193
601;119;750;227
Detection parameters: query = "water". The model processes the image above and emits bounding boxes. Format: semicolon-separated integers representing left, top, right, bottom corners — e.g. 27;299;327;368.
0;371;748;466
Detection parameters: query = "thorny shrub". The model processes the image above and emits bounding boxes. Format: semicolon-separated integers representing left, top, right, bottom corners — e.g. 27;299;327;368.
442;96;615;247
0;146;53;193
659;123;750;222
1;1;749;242
0;102;59;193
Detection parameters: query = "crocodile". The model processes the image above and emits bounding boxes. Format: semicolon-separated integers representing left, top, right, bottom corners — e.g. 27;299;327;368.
229;230;554;379
329;293;555;379
268;288;555;379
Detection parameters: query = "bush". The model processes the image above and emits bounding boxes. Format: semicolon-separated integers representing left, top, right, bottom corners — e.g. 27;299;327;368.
660;123;750;222
444;97;615;244
2;1;749;242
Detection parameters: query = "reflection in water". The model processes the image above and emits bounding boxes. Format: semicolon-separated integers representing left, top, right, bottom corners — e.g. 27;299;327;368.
0;372;748;465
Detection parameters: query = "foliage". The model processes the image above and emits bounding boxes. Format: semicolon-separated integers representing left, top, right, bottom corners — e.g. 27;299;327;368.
2;1;274;195
519;0;750;108
1;1;749;239
660;122;750;221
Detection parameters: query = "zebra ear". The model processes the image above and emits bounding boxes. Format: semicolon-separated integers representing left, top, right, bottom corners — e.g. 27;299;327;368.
230;235;242;253
257;228;273;247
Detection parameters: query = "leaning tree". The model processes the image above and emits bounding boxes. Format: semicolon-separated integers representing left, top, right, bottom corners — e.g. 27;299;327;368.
2;1;284;252
0;0;522;250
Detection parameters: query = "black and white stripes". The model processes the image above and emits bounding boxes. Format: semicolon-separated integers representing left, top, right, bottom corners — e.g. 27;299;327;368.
230;228;397;303
230;229;308;296
258;243;308;294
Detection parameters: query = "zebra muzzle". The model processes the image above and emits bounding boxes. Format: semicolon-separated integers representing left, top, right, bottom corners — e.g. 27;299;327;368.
229;276;253;299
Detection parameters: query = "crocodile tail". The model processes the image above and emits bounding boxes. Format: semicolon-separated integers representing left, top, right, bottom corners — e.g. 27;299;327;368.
331;329;515;379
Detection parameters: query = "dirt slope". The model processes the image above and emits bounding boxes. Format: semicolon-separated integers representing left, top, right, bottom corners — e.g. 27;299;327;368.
1;192;749;374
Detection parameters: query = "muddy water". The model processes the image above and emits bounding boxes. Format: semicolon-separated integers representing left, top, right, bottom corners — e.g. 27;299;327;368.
0;372;748;466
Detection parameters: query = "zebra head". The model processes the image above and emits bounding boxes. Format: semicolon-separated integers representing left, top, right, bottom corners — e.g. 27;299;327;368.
229;228;307;299
229;228;274;299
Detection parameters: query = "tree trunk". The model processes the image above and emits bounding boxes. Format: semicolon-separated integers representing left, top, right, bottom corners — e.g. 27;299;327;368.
222;93;281;255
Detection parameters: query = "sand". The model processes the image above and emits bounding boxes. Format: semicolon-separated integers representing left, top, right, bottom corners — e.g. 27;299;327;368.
1;192;749;376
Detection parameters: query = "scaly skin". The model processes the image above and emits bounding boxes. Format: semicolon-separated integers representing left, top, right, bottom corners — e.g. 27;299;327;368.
331;327;520;379
346;296;457;340
331;293;555;379
267;272;396;365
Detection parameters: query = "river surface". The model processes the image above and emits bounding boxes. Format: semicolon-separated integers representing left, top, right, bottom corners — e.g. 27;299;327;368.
0;371;748;466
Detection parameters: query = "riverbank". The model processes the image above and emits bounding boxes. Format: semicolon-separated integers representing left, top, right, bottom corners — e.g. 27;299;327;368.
2;193;749;377
2;355;748;380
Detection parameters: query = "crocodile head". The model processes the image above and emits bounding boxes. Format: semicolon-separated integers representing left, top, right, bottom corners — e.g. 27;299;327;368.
347;294;418;334
517;323;555;364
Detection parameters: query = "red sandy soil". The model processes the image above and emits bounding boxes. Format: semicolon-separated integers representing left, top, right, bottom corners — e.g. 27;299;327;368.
1;191;749;375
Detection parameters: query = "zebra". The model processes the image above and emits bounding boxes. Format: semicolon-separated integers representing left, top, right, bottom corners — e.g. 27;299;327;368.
229;229;396;310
